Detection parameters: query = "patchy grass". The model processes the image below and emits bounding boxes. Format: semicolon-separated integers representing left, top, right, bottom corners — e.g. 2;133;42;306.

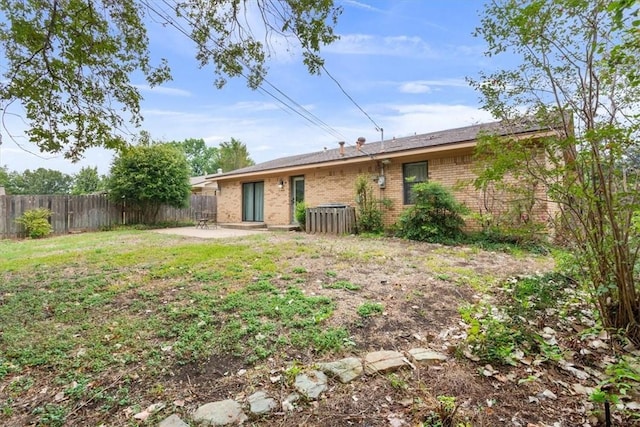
3;229;585;426
323;280;362;291
0;231;349;424
357;302;384;318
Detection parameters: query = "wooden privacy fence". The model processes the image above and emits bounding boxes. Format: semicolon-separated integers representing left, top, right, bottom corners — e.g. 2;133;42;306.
306;205;356;235
0;194;216;239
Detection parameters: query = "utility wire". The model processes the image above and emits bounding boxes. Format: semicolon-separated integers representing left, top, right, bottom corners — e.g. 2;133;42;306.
320;63;382;132
146;0;381;160
252;1;382;135
289;33;382;158
143;0;348;143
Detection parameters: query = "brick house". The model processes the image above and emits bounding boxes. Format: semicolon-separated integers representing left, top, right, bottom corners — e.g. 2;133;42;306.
206;119;557;228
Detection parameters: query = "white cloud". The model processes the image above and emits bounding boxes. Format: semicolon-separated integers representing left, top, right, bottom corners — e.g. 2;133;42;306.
378;103;494;137
341;0;384;12
134;85;191;97
231;101;282;112
399;82;432;94
143;109;190;117
398;79;470;94
326;33;436;57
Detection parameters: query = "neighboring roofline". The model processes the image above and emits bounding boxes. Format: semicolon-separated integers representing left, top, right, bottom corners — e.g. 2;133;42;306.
208;120;556;183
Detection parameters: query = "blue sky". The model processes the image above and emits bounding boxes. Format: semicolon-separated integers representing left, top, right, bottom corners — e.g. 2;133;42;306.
1;0;500;175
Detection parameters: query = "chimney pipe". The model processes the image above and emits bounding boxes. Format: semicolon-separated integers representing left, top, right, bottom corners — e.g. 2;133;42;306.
338;141;345;156
356;136;366;150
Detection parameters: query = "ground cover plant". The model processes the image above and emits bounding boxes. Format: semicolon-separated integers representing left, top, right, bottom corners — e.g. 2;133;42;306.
1;230;638;426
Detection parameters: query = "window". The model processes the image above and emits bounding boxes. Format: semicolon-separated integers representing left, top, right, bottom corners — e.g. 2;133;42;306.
403;161;428;204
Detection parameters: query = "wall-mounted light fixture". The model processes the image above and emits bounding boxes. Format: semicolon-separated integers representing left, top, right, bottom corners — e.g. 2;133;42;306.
278;178;285;189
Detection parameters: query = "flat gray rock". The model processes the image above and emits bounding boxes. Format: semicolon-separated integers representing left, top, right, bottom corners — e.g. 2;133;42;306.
294;370;327;400
407;348;448;365
193;399;247;426
317;357;363;383
364;350;407;375
248;391;278;415
159;414;189;427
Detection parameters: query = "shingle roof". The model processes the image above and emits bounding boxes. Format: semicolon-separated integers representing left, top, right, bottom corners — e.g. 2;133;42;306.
209;118;548;179
190;176;207;186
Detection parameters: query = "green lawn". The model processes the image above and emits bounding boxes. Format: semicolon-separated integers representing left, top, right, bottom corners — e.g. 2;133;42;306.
0;230;348;425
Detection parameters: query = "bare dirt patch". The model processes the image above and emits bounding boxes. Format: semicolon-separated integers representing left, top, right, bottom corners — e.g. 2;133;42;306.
145;233;587;427
7;231;636;426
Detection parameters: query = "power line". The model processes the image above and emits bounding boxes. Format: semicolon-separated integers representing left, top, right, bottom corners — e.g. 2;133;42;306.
288;30;384;157
141;0;348;142
320;63;382;132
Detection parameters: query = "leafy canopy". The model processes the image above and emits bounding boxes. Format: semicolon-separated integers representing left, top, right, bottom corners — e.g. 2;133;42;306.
218;138;254;172
8;167;73;195
167;138;219;177
0;0;170;159
0;0;341;159
71;166;105;195
107;143;191;223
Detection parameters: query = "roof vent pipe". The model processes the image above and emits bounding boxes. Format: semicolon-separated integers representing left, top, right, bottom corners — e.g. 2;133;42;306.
338;141;345;156
356;137;366;150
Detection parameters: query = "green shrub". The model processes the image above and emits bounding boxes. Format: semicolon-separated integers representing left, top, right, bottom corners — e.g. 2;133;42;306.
468;210;547;247
15;208;53;238
355;174;385;234
395;182;467;243
294;201;307;229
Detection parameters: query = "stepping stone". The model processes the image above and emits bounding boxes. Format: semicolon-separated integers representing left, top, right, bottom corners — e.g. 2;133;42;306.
294;370;327;400
364;350;407;375
407;348;448;365
317;357;363;383
159;414;189;427
247;391;278;415
193;399;247;426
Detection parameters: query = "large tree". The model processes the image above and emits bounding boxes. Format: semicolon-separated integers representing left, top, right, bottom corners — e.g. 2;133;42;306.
168;138;219;176
107;144;190;223
71;166;105;195
0;166;9;189
470;0;640;342
218;137;254;172
0;0;341;160
9;167;73;194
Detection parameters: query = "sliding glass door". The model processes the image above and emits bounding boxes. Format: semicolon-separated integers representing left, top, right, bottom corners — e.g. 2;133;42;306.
242;182;264;222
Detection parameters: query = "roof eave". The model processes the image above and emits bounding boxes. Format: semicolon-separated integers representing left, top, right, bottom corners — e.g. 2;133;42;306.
209;140;479;183
207;127;556;183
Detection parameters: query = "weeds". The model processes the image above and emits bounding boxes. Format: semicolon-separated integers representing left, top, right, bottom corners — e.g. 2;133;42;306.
387;373;407;390
590;357;640;414
0;231;353;424
422;395;461;427
170;284;345;362
357;302;384;318
459;274;571;365
324;280;362;291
